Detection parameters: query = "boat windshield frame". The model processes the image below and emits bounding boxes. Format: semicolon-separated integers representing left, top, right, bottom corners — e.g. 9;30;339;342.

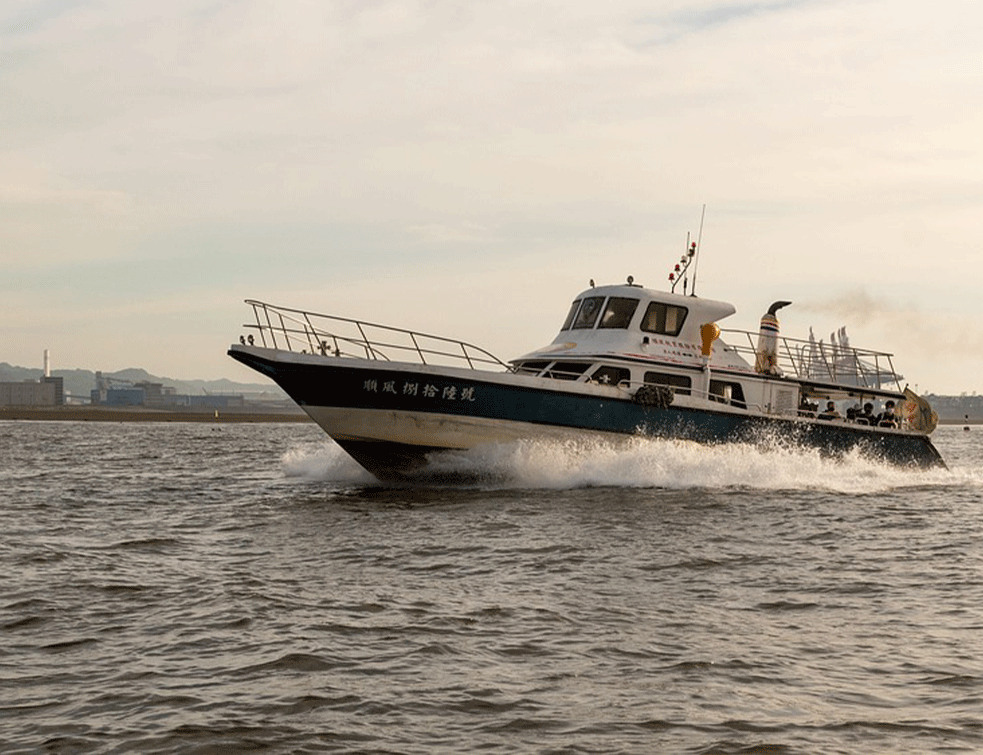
571;296;606;329
640;301;688;337
560;300;581;331
598;297;640;329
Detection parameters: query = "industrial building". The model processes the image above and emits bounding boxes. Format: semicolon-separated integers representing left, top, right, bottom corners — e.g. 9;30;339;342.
0;350;65;407
1;351;298;418
0;376;64;407
91;378;244;409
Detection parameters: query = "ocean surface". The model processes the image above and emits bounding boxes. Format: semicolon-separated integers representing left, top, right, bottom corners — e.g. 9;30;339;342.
2;421;982;755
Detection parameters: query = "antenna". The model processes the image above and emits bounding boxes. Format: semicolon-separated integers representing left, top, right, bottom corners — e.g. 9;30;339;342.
690;204;706;296
668;230;698;293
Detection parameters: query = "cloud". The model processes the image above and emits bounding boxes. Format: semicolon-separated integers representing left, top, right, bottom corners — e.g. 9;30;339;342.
1;0;982;391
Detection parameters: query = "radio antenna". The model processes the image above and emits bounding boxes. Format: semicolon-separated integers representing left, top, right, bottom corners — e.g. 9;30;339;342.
669;231;697;293
690;204;706;296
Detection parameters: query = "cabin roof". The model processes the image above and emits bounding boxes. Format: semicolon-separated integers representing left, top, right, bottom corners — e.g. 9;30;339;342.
512;281;741;366
572;283;737;323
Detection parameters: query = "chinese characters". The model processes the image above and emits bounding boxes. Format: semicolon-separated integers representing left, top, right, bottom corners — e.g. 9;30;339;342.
363;377;477;402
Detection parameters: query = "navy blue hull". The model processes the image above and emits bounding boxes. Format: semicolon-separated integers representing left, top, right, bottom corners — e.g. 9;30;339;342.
229;349;945;477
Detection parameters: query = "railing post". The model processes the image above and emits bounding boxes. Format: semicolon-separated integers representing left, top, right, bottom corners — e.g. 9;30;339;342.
275;312;290;351
303;313;319;353
250;303;266;348
410;333;427;365
779;336;799;378
354;322;373;359
262;304;277;349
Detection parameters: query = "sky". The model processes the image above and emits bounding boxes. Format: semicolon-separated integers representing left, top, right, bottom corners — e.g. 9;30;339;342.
2;0;982;394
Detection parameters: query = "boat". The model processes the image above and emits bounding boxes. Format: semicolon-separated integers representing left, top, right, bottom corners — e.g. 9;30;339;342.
227;246;944;480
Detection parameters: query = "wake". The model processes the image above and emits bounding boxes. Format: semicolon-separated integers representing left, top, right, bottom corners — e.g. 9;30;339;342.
279;435;975;493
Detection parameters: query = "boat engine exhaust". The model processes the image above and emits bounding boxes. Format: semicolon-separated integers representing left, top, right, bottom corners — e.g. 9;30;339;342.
755;300;791;376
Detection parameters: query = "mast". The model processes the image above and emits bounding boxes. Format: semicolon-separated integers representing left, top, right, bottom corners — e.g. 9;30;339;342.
668;206;706;295
690;204;706;296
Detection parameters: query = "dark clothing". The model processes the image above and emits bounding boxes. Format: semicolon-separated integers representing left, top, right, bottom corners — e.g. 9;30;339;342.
877;411;897;427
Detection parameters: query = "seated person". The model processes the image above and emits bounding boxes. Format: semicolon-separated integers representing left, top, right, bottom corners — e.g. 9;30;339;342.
818;400;840;420
798;397;817;417
877;400;898;428
858;402;876;425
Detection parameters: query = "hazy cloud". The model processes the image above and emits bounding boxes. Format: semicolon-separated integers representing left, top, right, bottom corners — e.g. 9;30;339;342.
1;0;981;391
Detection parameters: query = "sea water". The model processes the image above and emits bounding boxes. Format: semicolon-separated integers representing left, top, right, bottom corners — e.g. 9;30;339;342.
2;421;982;754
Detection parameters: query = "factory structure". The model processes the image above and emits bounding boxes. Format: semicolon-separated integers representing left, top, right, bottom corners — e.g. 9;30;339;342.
89;372;244;409
0;350;306;421
1;350;244;411
0;350;64;407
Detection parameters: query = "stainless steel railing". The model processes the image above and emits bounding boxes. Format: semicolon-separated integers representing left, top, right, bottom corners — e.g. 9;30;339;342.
239;300;509;370
719;328;903;391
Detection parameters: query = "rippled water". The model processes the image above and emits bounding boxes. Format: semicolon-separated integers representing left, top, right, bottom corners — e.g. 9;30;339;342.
2;421;982;754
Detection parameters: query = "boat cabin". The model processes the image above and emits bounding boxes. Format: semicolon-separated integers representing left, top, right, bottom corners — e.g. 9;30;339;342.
511;280;910;427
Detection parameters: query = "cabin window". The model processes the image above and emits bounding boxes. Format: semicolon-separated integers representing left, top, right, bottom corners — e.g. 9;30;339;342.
572;296;606;329
560;300;581;331
545;362;592;380
513;360;551;376
709;379;747;409
598;297;640;329
590;365;631;387
640;302;688;336
644;371;692;396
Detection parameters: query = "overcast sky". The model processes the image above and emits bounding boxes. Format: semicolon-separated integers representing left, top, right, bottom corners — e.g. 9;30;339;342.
3;0;981;394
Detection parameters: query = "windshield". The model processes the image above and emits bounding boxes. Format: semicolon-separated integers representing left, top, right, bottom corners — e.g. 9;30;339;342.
598;297;639;329
572;296;605;329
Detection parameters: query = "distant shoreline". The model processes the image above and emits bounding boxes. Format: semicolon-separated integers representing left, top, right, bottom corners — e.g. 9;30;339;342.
0;406;312;423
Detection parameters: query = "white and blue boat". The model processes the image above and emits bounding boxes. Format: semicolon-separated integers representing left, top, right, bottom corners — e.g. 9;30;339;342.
228;251;943;480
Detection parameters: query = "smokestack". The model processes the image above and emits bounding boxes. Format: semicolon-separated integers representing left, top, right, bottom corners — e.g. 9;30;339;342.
44;349;51;378
754;301;791;376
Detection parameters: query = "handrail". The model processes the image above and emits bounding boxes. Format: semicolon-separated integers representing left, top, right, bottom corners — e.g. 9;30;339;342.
719;328;903;392
623;376;910;429
239;300;510;371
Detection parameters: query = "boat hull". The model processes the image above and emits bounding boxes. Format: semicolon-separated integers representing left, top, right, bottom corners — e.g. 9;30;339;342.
228;345;945;480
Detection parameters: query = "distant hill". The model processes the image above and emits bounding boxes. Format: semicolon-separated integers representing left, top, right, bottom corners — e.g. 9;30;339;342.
0;362;286;402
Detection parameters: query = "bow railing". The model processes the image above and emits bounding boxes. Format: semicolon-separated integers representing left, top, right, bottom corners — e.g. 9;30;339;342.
238;300;509;370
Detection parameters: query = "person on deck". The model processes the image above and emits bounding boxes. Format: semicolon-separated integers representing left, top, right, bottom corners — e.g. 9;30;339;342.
878;400;898;428
859;403;876;425
798;398;817;417
818;401;840;420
